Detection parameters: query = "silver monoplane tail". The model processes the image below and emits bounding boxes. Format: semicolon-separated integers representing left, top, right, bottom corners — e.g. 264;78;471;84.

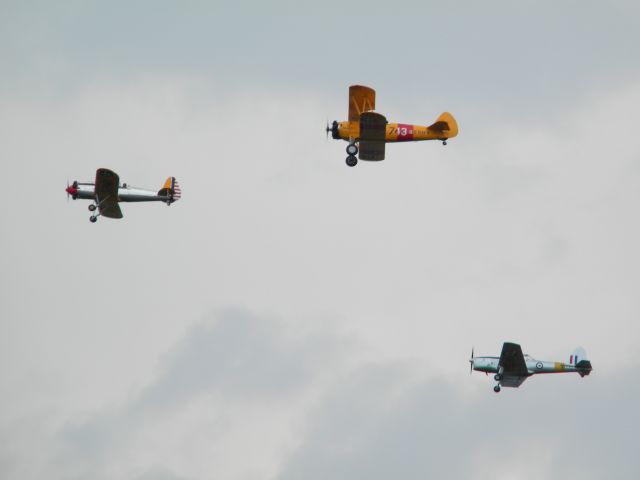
469;342;592;393
66;168;181;223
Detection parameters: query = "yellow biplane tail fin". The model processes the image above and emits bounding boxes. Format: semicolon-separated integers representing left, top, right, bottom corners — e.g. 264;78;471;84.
348;85;376;122
428;112;458;139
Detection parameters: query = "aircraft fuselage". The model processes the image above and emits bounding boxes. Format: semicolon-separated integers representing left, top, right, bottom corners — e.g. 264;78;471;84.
472;356;584;375
333;120;448;142
69;183;170;203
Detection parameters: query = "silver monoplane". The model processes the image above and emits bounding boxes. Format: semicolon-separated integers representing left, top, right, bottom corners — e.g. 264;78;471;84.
66;168;181;223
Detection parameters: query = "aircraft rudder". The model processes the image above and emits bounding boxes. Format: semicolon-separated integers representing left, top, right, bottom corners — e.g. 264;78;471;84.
438;112;458;138
427;112;458;138
569;347;588;365
157;176;181;203
569;347;592;377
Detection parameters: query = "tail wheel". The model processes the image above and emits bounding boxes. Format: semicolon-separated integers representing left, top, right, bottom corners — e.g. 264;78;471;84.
346;155;358;167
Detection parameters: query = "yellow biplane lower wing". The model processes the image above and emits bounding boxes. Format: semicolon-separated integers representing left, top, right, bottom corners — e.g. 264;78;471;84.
348;85;376;122
359;112;387;161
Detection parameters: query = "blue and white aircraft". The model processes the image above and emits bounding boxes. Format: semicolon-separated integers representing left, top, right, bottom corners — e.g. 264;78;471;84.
470;342;593;393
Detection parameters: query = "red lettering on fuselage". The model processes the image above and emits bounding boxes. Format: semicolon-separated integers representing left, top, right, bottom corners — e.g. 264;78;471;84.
396;124;414;141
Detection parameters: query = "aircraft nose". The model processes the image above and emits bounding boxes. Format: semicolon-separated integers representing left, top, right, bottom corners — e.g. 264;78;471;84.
330;120;340;139
66;186;78;195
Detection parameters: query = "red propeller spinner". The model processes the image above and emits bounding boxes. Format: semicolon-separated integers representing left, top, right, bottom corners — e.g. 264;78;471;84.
66;181;78;199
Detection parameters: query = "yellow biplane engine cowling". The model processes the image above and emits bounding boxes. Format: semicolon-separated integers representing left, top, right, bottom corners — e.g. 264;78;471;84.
329;120;340;140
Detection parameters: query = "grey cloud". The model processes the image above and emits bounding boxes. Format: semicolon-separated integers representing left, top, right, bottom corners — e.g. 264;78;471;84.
136;467;193;480
134;308;344;410
2;1;639;119
57;308;353;478
2;4;640;477
277;364;640;480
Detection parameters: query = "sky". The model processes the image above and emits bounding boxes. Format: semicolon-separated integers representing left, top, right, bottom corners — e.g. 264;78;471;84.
1;1;640;479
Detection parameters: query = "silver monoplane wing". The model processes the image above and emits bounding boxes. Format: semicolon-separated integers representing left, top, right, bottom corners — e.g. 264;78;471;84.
498;342;530;388
95;168;123;219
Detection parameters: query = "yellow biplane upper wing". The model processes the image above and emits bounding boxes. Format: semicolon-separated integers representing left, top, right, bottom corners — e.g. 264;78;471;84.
359;112;387;161
348;85;376;122
95;168;123;219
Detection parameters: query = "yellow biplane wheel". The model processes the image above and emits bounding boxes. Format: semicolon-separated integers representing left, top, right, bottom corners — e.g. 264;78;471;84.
346;143;358;156
346;155;358;167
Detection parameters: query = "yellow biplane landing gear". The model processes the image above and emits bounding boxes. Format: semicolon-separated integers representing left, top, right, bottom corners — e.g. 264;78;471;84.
346;155;358;167
346;143;358;156
442;140;447;145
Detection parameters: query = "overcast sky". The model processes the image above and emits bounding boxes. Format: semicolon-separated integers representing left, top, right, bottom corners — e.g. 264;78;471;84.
1;1;640;479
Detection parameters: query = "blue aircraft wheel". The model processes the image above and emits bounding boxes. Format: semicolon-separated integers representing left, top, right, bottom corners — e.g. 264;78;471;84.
89;216;97;223
346;155;358;167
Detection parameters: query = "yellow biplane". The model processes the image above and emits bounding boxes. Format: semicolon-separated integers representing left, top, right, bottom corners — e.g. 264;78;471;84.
327;85;458;167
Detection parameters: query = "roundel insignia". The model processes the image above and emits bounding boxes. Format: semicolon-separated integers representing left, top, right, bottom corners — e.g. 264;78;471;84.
536;362;543;369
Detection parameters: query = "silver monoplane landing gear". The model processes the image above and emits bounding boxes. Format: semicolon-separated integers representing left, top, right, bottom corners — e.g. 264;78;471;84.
494;385;501;393
89;202;99;222
346;155;358;167
346;143;358;156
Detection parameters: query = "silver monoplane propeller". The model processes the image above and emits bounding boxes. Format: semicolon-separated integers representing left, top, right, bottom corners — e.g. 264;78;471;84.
469;347;474;374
